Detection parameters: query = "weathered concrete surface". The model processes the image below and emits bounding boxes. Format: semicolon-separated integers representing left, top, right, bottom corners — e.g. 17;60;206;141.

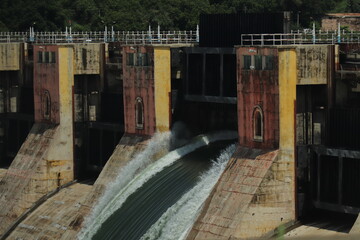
0;43;20;71
237;47;279;150
350;214;360;234
296;45;329;85
188;47;297;240
154;47;171;132
2;134;158;239
0;124;58;236
187;147;296;239
74;43;102;75
6;183;92;240
123;46;156;135
0;46;75;237
286;225;350;239
34;45;61;124
123;46;172;135
0;168;8;182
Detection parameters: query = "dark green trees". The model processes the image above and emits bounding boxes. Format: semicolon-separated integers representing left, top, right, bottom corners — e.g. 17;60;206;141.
0;0;358;31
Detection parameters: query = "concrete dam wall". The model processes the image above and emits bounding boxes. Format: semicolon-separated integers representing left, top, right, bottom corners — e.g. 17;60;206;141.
0;39;360;239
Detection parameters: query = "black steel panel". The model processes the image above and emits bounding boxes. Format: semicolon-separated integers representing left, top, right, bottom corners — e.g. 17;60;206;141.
199;13;285;47
329;108;360;150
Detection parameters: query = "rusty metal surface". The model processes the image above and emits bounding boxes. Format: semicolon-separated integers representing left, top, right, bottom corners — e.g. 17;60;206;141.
33;45;60;124
122;46;155;136
237;47;279;149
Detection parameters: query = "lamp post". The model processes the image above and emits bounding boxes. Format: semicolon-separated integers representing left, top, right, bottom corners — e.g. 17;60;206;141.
29;22;35;42
297;11;301;29
111;21;116;42
101;20;107;42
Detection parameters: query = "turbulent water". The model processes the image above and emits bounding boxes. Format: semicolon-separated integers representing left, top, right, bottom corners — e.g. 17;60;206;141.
140;144;236;240
78;131;237;240
78;132;172;240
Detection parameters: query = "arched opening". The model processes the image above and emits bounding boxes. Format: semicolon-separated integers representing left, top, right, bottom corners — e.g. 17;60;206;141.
43;90;51;120
253;106;263;142
135;97;144;129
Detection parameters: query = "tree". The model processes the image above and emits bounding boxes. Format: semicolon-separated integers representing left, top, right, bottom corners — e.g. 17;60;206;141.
0;0;354;32
347;0;360;12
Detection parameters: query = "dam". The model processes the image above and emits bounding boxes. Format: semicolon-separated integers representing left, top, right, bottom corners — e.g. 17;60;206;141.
1;12;360;239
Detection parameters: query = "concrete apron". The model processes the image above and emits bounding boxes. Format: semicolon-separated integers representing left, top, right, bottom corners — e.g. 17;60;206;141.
0;123;70;237
187;145;296;240
350;214;360;235
0;169;7;182
2;134;166;240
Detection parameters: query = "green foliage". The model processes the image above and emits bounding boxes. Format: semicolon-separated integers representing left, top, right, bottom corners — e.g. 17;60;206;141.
0;0;358;31
276;224;285;240
331;0;348;12
341;25;350;31
347;0;360;12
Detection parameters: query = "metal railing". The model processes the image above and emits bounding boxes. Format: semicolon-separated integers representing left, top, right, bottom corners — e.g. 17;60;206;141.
0;29;199;45
241;30;360;46
3;28;360;46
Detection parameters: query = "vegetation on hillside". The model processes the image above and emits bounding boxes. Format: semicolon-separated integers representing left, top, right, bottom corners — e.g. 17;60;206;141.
0;0;359;31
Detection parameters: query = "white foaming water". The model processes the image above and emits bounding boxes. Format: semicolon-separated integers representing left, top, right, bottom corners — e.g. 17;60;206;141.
78;131;237;240
78;132;171;240
140;144;236;240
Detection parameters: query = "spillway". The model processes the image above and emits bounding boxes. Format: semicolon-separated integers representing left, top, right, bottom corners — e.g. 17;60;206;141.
79;132;236;240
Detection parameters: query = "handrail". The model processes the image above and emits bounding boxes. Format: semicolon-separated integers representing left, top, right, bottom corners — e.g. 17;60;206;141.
241;31;360;45
3;30;360;45
0;30;199;44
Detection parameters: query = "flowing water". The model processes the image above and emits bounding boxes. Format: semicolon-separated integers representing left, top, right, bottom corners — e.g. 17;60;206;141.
79;131;237;240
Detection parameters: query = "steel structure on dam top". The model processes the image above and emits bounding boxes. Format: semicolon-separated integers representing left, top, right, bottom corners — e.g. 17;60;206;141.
241;29;360;45
0;27;199;45
2;26;360;45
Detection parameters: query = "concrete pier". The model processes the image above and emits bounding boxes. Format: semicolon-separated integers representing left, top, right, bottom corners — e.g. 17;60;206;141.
0;38;359;239
0;45;75;236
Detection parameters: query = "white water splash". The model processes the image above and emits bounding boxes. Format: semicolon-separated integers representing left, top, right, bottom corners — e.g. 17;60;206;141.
78;131;237;240
140;144;236;240
78;132;171;240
